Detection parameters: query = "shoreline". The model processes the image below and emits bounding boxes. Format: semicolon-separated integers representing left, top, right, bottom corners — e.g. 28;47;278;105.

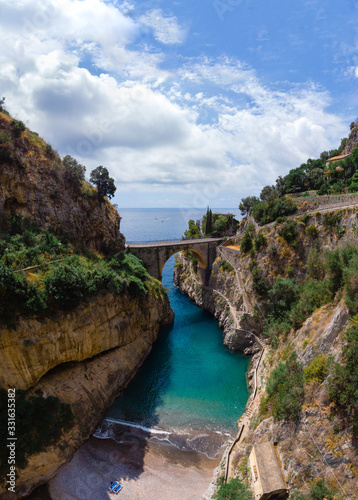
48;435;220;500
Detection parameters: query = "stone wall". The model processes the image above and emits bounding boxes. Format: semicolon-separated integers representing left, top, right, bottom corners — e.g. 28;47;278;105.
293;193;358;215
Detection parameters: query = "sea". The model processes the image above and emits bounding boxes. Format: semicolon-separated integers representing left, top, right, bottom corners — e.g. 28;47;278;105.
94;208;249;460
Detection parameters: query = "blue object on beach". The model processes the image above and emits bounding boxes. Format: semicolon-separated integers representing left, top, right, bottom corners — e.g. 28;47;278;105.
109;481;118;491
114;484;122;494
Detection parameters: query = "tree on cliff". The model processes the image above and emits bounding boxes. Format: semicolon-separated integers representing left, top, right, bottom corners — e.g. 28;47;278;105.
63;155;86;190
239;196;260;216
90;166;116;202
204;207;213;235
183;219;201;239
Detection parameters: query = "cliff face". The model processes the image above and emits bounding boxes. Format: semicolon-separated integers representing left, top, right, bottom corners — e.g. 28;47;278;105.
343;119;358;155
0;112;124;252
174;255;260;356
0;291;174;499
231;299;358;498
175;206;358;497
0;112;176;498
0;291;172;390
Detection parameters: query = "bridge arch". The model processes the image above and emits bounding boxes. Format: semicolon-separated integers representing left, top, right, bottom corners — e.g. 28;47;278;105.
126;238;221;285
159;247;207;278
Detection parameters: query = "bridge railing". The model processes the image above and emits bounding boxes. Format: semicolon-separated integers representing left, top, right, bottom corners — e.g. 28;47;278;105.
126;239;184;244
126;237;222;246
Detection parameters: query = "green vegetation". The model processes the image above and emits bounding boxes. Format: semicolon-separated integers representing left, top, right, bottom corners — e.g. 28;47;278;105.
254;232;266;251
304;354;329;383
213;215;231;236
328;317;358;436
0;389;74;476
204;206;213;235
238;138;358;224
251;197;297;225
251;266;270;297
290;479;334;500
212;477;252;500
0;214;154;326
261;352;304;421
183;207;238;238
279;220;299;247
63;155;86;190
1;110;118;204
183;219;201;239
240;230;253;253
239;195;260;216
254;245;358;341
11;119;26;137
89;165;116;201
305;225;318;239
322;212;341;233
220;259;234;273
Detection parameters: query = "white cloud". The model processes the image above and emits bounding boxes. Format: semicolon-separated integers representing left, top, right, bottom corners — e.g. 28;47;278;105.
0;0;347;207
140;9;188;45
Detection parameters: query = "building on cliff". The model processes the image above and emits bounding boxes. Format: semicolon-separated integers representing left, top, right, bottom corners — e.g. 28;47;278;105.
325;153;351;167
249;442;289;500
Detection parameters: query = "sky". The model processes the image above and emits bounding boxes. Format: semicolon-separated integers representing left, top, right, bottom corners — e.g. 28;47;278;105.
1;0;358;208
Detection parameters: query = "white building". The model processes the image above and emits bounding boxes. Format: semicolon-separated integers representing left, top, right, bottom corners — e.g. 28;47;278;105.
249;442;289;500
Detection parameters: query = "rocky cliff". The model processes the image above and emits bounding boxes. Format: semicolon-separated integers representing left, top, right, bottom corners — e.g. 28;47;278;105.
175;205;358;497
230;299;358;498
0;112;175;498
0;291;174;499
174;254;261;356
0;112;124;252
343;118;358;155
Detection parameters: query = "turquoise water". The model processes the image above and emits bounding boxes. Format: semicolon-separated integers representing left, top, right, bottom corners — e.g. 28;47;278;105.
104;256;249;447
96;209;249;458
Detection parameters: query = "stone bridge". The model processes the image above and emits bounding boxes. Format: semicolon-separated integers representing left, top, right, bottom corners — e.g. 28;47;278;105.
126;238;222;284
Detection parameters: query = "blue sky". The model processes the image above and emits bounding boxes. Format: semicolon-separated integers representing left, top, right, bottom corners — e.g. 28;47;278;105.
1;0;358;208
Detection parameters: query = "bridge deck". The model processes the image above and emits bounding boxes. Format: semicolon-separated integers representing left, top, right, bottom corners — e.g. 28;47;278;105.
126;238;222;248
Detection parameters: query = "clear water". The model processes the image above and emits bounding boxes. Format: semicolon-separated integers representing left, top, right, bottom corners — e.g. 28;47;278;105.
118;207;241;243
96;208;249;457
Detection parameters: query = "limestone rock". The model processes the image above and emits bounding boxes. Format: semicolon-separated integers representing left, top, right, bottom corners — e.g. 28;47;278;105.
0;292;174;499
0;114;125;252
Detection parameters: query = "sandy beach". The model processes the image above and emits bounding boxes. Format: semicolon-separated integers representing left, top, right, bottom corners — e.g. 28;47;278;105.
48;436;220;500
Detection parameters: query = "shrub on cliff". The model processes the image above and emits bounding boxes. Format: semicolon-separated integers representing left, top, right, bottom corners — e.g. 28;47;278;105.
279;220;298;247
220;259;234;273
265;352;304;421
63;155;86;190
267;277;298;319
240;230;252;253
11;119;26;137
322;212;341;233
0;214;153;325
252;197;297;224
343;253;358;314
329;318;358;436
44;261;92;309
0;263;46;325
251;266;270;297
290;479;334;500
0;389;74;476
213;477;252;500
290;280;332;329
304;354;329;383
254;232;266;251
305;224;318;239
